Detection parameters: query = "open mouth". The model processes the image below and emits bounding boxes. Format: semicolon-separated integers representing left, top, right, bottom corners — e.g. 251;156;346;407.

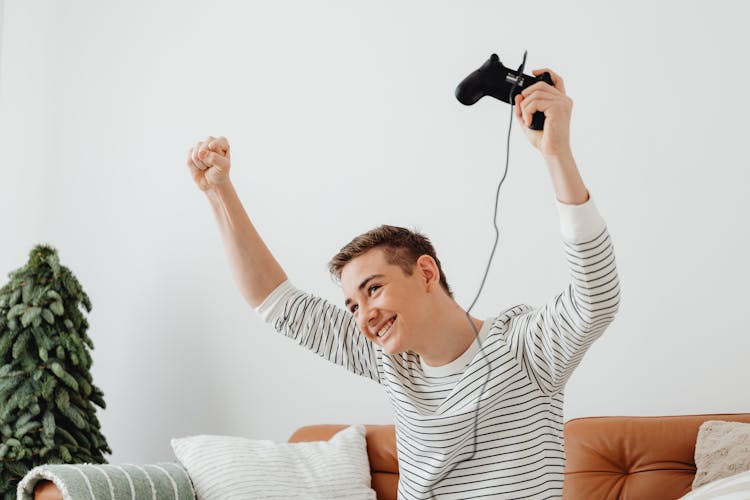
376;315;397;340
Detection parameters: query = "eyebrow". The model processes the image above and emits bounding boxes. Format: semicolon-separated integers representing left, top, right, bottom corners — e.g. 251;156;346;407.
344;274;385;309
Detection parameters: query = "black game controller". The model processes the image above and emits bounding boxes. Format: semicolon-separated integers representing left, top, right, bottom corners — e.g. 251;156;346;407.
456;52;553;130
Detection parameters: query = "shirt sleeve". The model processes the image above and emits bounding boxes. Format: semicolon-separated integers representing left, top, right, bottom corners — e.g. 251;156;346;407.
254;281;384;384
507;194;621;395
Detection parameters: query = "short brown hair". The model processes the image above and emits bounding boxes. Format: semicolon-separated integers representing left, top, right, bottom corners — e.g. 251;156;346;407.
328;225;453;298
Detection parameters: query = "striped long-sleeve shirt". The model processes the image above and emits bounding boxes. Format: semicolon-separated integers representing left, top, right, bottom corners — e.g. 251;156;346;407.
254;195;620;499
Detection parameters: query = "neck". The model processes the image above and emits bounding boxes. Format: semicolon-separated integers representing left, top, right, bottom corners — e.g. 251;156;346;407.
415;294;484;367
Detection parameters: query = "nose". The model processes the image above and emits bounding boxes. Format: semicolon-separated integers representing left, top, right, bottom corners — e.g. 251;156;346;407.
360;304;379;331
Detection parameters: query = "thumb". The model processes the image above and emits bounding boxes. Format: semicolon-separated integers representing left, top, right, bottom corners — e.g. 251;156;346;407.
201;150;230;170
207;137;230;156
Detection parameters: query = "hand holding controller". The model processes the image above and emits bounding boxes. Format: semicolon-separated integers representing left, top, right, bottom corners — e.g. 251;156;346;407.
456;53;553;130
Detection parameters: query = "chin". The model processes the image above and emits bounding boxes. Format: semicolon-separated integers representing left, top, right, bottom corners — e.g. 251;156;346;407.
382;342;406;356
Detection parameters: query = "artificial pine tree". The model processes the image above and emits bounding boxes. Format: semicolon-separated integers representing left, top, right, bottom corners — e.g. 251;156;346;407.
0;244;110;499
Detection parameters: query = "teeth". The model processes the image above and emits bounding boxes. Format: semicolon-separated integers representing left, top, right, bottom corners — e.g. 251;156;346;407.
377;317;396;337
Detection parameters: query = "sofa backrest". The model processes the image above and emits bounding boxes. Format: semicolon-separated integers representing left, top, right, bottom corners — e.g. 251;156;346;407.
289;414;750;500
563;413;750;499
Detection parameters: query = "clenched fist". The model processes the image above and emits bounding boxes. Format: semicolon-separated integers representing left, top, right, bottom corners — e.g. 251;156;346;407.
187;136;231;192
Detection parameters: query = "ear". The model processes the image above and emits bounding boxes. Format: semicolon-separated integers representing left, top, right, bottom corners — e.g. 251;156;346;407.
415;255;440;292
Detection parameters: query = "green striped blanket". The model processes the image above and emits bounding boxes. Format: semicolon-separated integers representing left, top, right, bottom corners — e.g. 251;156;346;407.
16;462;196;500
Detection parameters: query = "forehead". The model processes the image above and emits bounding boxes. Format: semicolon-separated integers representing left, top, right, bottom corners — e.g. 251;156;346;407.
341;248;405;304
340;248;391;287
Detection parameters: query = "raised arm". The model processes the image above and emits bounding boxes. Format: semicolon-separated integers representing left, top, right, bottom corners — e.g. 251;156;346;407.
514;67;587;204
509;70;621;393
186;136;382;383
186;136;287;308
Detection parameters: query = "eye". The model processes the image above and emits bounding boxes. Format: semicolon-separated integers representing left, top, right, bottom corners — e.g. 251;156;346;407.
350;285;381;314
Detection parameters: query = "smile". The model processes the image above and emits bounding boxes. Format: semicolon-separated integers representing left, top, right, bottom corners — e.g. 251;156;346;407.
376;315;397;340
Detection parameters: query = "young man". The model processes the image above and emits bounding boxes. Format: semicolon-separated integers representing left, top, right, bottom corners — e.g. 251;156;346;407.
186;68;620;499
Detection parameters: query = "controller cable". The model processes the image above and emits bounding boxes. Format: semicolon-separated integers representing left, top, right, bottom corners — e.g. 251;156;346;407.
427;58;526;499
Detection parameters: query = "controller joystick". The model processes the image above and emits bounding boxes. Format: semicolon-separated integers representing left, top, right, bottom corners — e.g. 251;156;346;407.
455;53;554;130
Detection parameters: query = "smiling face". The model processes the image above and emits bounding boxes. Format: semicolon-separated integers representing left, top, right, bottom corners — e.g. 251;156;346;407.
341;247;433;355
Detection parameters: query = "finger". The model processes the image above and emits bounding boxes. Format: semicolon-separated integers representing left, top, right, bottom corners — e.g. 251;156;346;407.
521;90;571;116
531;68;565;94
191;143;204;170
193;141;209;170
521;80;559;97
207;136;229;156
520;88;558;101
198;137;223;161
520;91;557;113
521;95;554;112
521;97;554;126
198;145;224;168
203;136;217;154
514;94;537;129
514;94;530;127
186;148;201;173
514;95;523;122
201;150;230;171
198;140;216;168
186;148;207;187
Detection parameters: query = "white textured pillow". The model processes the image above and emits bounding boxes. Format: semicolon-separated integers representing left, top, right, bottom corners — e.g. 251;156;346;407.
171;424;376;500
680;469;750;499
692;420;750;489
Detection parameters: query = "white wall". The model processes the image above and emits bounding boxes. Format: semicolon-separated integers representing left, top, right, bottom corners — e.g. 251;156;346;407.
0;0;3;81
1;0;748;465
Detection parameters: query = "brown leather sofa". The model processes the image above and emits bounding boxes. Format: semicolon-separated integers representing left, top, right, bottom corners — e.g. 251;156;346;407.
32;413;750;500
